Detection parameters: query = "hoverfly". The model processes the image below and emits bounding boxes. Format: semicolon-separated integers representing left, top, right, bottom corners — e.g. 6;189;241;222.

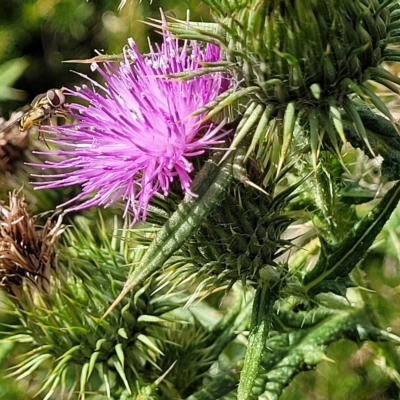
0;88;70;147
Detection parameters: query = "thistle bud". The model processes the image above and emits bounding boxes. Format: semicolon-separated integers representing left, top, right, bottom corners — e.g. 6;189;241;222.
191;0;400;178
212;0;394;104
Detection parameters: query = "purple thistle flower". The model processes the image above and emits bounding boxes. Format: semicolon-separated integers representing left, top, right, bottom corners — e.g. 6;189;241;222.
32;22;229;222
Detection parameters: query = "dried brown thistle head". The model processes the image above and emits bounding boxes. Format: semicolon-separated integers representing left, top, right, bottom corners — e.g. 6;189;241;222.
0;190;64;298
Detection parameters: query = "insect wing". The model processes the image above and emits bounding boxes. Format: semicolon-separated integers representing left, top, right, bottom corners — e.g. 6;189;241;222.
0;117;23;134
30;93;49;109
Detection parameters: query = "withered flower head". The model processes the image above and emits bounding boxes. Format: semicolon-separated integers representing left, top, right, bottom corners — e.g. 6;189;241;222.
0;191;64;297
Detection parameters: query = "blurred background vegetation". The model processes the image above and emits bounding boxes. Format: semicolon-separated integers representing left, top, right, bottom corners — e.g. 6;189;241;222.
1;1;400;399
0;0;211;114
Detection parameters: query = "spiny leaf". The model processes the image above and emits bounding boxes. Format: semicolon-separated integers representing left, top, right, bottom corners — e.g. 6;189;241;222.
368;66;400;86
320;110;341;158
259;310;362;398
42;374;61;400
102;365;111;399
36;364;65;397
88;351;100;379
371;76;400;94
304;181;400;292
115;343;125;368
137;334;164;356
9;354;52;379
341;77;366;98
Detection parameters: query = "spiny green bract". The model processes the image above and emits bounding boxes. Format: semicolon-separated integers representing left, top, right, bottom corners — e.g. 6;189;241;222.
214;0;393;104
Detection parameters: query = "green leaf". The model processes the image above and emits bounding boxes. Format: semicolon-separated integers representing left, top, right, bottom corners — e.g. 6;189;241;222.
303;181;400;293
245;104;276;161
360;83;394;120
342;97;375;156
0;57;28;101
88;351;100;380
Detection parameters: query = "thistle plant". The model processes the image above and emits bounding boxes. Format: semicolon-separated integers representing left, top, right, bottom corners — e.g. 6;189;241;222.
2;1;400;400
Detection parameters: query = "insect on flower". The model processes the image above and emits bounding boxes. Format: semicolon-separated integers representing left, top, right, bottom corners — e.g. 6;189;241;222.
0;88;70;147
31;33;230;223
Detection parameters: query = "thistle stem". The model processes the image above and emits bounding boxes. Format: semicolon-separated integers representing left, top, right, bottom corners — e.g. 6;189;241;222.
237;284;275;400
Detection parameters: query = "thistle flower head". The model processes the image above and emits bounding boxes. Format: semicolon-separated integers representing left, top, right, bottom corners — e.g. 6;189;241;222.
32;21;229;222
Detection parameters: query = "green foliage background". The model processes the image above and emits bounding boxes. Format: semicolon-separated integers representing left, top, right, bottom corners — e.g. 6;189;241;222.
1;1;400;399
0;0;211;113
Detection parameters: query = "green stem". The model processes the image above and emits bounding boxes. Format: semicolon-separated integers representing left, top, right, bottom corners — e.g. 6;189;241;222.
238;285;275;400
